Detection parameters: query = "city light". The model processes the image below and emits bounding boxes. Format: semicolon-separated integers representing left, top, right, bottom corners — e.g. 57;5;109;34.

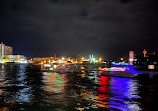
44;64;51;67
50;68;53;70
111;63;131;66
129;51;134;65
92;58;96;62
17;59;28;64
0;61;4;63
54;65;57;69
99;57;102;62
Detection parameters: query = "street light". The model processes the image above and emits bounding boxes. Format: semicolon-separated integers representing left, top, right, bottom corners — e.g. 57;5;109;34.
99;58;102;62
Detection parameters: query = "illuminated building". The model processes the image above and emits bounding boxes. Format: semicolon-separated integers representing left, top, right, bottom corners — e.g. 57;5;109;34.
31;57;54;64
129;51;134;65
0;55;27;63
131;50;158;71
134;54;158;66
89;54;96;63
0;42;27;63
0;42;13;55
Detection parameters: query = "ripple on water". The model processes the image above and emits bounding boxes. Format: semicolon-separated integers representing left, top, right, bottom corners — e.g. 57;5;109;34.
0;64;158;111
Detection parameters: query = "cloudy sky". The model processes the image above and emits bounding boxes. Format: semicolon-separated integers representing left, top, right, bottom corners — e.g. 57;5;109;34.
0;0;158;59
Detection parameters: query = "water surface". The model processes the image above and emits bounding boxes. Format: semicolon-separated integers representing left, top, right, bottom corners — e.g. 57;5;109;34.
0;64;158;111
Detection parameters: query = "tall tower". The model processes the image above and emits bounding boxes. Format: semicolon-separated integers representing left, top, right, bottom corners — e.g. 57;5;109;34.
89;55;91;60
129;51;134;65
0;42;13;56
55;54;56;59
143;49;147;57
1;42;4;56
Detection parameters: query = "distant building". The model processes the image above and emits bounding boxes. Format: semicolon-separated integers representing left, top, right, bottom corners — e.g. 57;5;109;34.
0;55;27;63
31;57;54;64
0;42;13;55
129;51;134;65
133;51;158;66
32;57;51;62
0;42;27;63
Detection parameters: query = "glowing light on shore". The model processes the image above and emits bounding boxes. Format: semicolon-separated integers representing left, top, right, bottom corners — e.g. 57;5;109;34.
17;59;28;64
44;64;51;67
99;58;102;61
54;65;57;69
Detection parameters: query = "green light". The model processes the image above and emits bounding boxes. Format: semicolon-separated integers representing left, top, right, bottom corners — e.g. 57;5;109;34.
92;58;95;63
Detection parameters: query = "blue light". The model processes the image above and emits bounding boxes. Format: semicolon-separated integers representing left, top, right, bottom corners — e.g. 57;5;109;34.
109;77;141;110
110;63;140;74
112;63;131;66
126;66;141;74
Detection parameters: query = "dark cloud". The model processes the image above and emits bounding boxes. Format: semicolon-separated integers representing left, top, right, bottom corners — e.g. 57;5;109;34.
0;0;158;59
49;0;59;3
10;2;23;11
120;0;131;4
80;9;89;18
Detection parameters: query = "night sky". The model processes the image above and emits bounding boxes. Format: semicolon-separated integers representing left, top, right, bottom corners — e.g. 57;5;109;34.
0;0;158;60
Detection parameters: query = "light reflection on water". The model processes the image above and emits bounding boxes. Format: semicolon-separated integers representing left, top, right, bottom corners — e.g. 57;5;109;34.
0;64;158;111
109;77;141;111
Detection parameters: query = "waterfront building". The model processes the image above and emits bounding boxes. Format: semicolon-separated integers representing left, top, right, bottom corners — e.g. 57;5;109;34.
31;57;54;64
134;55;158;65
0;42;27;63
0;55;27;63
0;42;13;55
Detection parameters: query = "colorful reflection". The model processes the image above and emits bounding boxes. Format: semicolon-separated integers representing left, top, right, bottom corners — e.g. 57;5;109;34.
42;72;67;93
109;77;141;111
96;76;110;108
0;65;33;111
0;65;149;111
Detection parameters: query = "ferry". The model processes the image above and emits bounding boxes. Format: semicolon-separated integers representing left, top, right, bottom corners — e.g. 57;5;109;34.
41;62;67;73
100;63;141;77
41;62;81;73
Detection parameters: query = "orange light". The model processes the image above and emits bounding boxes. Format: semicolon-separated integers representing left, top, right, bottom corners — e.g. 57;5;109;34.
99;58;102;62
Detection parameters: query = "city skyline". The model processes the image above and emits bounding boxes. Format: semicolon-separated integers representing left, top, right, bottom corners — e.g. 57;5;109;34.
0;41;157;61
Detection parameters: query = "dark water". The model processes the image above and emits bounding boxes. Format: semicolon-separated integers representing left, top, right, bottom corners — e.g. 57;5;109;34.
0;64;158;111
